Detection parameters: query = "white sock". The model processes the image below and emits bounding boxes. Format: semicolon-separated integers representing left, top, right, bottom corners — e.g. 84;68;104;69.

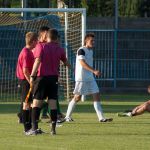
93;101;105;121
126;112;132;117
65;99;76;118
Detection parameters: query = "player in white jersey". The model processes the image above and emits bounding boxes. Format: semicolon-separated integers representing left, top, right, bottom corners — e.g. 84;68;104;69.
64;33;113;122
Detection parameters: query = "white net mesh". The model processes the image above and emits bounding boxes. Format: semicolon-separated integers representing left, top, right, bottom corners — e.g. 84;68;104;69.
0;9;85;101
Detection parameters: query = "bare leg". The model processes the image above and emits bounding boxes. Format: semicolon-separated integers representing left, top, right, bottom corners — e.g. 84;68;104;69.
132;100;150;116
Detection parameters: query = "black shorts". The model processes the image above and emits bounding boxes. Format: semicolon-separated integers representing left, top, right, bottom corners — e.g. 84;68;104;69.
19;79;33;103
33;76;58;100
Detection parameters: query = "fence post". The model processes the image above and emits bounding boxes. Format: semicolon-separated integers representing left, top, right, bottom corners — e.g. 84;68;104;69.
114;0;118;88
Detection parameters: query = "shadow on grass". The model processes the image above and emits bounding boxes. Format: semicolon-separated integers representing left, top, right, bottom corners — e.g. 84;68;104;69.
0;103;139;114
61;103;138;113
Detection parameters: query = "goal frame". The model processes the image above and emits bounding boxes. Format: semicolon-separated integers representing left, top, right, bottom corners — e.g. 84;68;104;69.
0;8;86;101
0;8;86;46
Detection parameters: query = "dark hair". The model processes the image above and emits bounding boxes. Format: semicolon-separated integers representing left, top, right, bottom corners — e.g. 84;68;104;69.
84;33;95;45
48;28;59;41
39;26;50;32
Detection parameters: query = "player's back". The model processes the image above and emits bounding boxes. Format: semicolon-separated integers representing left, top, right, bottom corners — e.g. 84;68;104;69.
36;41;66;76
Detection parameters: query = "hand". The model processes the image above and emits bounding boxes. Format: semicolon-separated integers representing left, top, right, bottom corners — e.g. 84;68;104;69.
93;70;101;77
29;77;34;88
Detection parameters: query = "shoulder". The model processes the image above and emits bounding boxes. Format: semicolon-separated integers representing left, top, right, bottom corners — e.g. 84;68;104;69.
36;42;44;48
21;47;29;56
54;43;65;52
34;43;45;53
77;47;86;56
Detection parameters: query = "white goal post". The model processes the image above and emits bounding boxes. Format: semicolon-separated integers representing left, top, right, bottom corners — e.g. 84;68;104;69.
0;8;86;101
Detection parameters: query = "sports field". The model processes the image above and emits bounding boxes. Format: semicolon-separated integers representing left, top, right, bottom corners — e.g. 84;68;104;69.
0;94;150;150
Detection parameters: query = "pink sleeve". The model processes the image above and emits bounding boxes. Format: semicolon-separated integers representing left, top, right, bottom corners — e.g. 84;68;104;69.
60;48;67;62
33;43;43;58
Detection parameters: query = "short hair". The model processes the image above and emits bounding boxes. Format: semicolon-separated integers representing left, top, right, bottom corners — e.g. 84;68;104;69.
48;28;59;41
84;33;95;45
25;32;38;45
39;26;50;32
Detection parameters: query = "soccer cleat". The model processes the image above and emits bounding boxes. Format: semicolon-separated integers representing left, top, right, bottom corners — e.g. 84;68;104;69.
25;128;44;136
117;112;132;117
65;117;74;122
41;115;49;119
100;118;113;122
57;113;65;119
117;113;128;117
25;129;38;136
36;128;45;134
51;130;56;135
57;118;66;124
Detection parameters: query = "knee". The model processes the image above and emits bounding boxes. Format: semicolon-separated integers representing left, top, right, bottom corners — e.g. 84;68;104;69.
23;102;30;110
74;95;81;102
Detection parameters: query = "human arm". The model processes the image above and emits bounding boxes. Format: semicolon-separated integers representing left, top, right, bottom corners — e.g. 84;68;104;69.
23;68;30;83
30;58;41;87
79;59;101;76
29;43;43;87
62;60;71;69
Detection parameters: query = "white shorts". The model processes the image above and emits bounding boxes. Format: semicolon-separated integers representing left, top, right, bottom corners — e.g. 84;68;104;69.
73;80;99;95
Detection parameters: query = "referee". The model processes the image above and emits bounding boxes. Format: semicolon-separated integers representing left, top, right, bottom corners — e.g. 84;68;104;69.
28;29;70;135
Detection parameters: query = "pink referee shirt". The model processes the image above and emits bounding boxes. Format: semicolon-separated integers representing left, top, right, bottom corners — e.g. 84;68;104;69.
16;47;34;79
34;42;67;76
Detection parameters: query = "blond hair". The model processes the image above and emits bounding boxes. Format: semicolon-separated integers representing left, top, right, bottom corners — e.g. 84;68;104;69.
25;32;38;45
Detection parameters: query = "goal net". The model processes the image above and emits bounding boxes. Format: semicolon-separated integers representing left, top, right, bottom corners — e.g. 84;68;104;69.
0;8;86;101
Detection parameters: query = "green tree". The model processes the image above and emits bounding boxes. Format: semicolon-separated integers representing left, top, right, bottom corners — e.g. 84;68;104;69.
104;0;114;16
51;0;57;8
81;0;88;10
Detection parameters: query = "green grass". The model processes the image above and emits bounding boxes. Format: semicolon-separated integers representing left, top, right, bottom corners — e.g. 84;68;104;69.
0;94;150;150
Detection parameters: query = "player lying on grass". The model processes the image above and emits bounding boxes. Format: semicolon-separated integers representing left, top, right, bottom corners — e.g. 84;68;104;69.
118;86;150;117
16;32;38;133
64;33;113;122
118;100;150;117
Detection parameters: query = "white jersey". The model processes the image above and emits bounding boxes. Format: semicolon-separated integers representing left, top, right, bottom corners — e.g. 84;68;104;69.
75;46;95;81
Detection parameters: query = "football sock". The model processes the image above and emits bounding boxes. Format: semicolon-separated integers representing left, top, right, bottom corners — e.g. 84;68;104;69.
41;101;48;116
66;99;76;118
22;110;31;132
50;109;57;132
32;107;40;130
50;109;57;122
93;101;105;121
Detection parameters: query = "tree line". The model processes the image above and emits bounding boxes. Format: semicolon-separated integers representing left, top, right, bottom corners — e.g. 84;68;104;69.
0;0;150;17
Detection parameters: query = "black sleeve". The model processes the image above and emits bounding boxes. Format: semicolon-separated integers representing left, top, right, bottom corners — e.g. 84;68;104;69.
77;49;85;56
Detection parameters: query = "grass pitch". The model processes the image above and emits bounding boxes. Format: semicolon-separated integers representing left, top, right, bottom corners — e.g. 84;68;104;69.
0;94;150;150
